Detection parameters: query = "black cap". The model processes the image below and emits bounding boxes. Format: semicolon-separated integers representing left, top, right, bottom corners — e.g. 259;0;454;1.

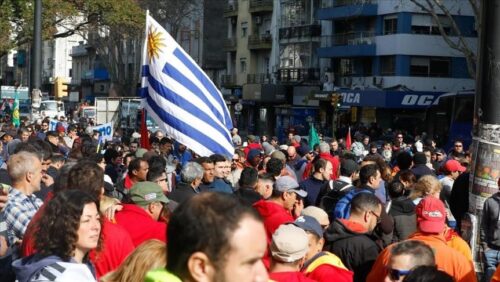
340;159;359;176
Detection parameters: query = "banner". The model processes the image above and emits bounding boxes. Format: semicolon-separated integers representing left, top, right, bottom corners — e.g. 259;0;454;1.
93;122;114;141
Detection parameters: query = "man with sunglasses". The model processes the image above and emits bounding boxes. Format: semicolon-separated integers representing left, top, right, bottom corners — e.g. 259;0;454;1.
384;241;435;282
324;192;382;282
367;197;476;282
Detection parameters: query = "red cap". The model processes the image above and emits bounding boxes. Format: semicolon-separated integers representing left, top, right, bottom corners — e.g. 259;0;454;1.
56;125;65;133
416;197;446;233
443;160;466;173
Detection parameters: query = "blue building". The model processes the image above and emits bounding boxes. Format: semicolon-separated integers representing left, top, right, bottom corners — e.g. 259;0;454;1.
315;0;477;134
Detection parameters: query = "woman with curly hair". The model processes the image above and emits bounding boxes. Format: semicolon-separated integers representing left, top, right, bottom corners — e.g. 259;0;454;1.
13;190;102;282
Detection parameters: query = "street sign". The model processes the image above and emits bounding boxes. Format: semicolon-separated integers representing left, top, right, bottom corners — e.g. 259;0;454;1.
1;86;29;100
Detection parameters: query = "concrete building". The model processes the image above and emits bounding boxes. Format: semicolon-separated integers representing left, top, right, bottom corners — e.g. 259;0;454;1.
316;0;477;134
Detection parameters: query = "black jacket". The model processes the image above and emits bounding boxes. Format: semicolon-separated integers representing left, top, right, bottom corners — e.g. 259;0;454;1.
169;181;199;204
234;186;262;206
388;197;416;242
481;192;500;249
324;219;381;282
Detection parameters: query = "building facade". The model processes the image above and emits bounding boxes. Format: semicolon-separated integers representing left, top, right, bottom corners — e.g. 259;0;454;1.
316;0;477;135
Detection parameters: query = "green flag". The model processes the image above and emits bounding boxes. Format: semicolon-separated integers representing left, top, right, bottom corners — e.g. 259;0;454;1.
12;91;20;128
308;123;320;150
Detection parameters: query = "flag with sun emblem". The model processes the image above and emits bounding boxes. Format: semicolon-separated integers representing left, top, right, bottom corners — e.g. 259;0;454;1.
140;12;234;157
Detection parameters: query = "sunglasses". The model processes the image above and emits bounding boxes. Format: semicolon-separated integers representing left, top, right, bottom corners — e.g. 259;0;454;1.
388;268;412;281
370;211;382;223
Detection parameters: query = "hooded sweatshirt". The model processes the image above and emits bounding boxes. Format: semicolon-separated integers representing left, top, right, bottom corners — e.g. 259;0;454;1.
252;199;294;242
388;197;416;242
324;219;381;282
12;255;96;282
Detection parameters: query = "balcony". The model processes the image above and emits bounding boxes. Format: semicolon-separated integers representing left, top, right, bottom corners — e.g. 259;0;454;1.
279;24;321;41
223;38;237;52
329;31;375;46
249;0;273;13
248;34;272;50
223;1;238;17
221;75;237;88
247;73;271;84
277;68;320;83
316;0;377;20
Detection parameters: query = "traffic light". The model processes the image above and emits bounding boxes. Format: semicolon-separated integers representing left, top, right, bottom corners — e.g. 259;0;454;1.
54;77;68;98
331;93;342;108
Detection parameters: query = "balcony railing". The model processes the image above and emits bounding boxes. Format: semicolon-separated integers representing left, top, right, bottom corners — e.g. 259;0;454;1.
223;38;237;51
247;73;271;84
279;24;321;40
322;31;375;46
248;34;272;49
249;0;273;13
321;0;377;8
277;68;320;83
223;1;238;17
221;75;237;87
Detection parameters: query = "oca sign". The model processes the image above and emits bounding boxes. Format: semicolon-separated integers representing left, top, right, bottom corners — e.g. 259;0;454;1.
401;95;439;106
93;122;113;141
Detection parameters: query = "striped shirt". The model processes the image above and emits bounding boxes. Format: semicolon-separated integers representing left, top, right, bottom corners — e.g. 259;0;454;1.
2;186;42;245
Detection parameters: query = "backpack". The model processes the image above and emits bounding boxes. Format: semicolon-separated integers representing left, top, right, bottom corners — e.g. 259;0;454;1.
334;188;374;219
319;180;353;218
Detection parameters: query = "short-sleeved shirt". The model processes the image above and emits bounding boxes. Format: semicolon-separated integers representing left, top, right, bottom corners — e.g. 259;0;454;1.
2;186;43;245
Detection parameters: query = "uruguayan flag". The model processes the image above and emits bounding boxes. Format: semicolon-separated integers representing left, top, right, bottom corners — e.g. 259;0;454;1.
140;13;234;157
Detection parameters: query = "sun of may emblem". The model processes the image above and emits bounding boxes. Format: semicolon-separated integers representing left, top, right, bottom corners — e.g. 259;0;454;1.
147;26;165;63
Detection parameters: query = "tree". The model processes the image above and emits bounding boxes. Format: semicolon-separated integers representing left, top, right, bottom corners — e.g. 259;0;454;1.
141;0;200;40
409;0;480;79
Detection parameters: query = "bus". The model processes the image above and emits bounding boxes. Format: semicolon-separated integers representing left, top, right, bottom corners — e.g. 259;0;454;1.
427;90;474;151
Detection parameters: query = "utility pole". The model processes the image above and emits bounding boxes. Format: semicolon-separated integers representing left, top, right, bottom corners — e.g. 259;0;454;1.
468;0;500;271
31;0;43;113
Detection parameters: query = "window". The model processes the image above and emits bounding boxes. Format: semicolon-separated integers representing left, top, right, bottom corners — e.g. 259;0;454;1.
411;14;452;35
380;56;395;75
339;58;353;76
69;69;73;77
410;57;450;77
383;15;398;35
241;22;248;37
240;58;247;73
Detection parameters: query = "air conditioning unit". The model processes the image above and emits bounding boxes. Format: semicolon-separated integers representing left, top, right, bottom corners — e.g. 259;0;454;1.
255;16;262;25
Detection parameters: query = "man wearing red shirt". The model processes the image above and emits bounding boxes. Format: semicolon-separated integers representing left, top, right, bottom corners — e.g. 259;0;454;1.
318;142;340;180
115;181;168;246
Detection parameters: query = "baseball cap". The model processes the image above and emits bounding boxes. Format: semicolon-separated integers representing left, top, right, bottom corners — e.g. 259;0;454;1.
302;206;329;227
247;135;257;142
247;148;262;160
130;181;169;207
443;160;466;173
270;150;286;162
274;176;307;198
293;215;323;238
416;197;446;233
270;224;309;263
434;148;445;155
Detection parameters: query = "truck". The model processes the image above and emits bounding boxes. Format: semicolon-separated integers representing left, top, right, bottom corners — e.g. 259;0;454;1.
95;97;151;135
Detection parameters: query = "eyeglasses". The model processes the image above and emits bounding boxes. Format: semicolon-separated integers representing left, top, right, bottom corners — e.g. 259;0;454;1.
397;136;403;139
370;211;381;223
388;268;412;281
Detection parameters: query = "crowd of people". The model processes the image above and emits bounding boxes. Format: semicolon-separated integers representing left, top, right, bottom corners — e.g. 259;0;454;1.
0;118;499;282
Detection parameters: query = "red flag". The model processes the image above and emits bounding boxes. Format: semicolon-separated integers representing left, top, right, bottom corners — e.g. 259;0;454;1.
140;109;151;150
345;127;352;151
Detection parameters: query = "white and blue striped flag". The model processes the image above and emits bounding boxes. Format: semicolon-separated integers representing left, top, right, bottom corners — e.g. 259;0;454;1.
140;13;234;157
